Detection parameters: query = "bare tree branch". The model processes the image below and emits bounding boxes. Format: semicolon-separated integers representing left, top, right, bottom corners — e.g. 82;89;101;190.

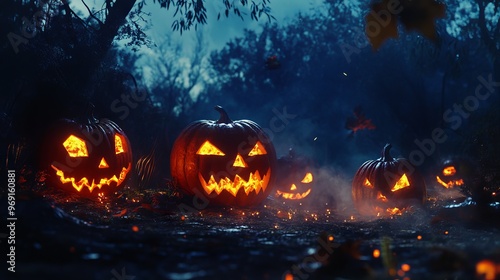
81;0;104;26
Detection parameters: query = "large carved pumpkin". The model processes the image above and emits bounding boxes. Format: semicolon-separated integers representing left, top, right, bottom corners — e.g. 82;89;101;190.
41;108;132;196
275;149;314;201
170;106;276;207
352;144;426;216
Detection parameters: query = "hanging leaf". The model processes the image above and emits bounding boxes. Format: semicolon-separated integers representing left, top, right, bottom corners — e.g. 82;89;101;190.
366;0;446;50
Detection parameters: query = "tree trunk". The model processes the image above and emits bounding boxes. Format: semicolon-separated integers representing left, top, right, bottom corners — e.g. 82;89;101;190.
67;0;137;98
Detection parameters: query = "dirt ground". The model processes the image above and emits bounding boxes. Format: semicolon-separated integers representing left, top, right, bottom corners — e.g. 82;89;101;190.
6;182;499;280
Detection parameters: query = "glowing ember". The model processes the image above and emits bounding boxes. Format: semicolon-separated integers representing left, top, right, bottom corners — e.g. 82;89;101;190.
391;174;410;192
51;164;131;193
284;272;293;280
401;263;411;272
132;225;139;232
417;235;422;240
328;235;334;242
387;207;402;215
373;249;381;258
63;135;89;157
476;259;497;280
198;169;271;197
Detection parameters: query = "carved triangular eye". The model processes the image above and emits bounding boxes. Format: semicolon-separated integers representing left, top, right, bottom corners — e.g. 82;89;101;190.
115;134;126;154
301;172;313;183
63;135;89;157
391;174;410;192
248;141;267;156
363;178;373;188
196;141;225;156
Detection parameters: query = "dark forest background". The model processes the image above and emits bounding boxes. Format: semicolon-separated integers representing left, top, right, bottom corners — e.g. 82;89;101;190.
1;0;499;192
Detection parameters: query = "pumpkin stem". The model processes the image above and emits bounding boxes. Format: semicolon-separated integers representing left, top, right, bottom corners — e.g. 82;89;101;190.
215;105;232;124
381;143;393;161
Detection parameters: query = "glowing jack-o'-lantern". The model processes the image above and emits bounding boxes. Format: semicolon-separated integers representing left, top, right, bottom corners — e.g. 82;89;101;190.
275;149;314;201
170;105;276;207
436;159;466;189
41;107;132;196
352;144;426;216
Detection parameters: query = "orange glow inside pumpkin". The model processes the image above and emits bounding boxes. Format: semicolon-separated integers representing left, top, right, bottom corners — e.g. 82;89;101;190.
63;135;89;157
301;172;313;183
363;178;373;188
391;174;410;192
436;176;464;188
436;165;464;188
443;166;456;176
98;157;109;169
196;140;271;197
196;141;225;156
233;154;248;167
51;163;131;193
115;134;125;154
377;191;388;202
199;169;271;197
276;172;313;200
248;141;267;156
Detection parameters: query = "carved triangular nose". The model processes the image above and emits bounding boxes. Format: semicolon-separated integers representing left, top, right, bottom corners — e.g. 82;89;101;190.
98;157;109;169
232;154;247;168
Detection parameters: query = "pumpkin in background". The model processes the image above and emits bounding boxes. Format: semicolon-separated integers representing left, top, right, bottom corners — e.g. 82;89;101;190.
352;144;426;216
436;158;469;189
41;106;132;196
170;106;276;207
275;149;314;201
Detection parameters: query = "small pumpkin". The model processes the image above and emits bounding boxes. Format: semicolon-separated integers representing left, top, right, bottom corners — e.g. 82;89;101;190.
275;149;314;201
436;158;469;189
352;143;426;216
170;105;276;207
41;106;132;196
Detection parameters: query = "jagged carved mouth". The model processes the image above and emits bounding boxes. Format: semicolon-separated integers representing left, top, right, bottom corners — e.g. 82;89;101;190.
51;164;131;193
276;188;311;200
198;169;271;197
